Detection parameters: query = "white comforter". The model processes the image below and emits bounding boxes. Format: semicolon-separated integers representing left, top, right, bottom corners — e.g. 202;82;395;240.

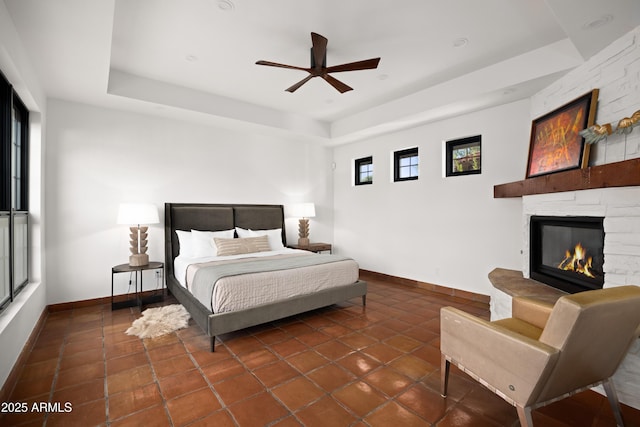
174;249;360;313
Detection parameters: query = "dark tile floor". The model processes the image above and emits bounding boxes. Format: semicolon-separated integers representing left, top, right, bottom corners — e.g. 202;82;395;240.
3;273;640;426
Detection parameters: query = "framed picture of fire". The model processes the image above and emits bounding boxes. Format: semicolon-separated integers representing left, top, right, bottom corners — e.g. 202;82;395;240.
526;89;599;178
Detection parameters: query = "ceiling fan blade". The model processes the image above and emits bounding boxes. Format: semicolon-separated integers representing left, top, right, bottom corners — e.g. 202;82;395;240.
256;60;310;72
286;75;315;93
310;32;328;70
325;58;381;73
321;74;353;93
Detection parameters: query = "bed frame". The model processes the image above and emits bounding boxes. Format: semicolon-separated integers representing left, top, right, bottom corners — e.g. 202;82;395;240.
164;203;367;351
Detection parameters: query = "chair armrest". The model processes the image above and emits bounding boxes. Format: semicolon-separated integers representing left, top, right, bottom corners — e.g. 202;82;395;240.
440;306;559;407
512;297;554;330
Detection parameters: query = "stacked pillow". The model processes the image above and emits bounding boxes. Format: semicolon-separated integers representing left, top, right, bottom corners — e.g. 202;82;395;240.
235;227;285;250
176;227;284;257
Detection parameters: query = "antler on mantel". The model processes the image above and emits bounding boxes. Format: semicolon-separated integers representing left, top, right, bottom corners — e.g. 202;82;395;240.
580;109;640;144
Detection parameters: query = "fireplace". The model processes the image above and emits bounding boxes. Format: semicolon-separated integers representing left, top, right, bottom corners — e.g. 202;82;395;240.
529;216;604;294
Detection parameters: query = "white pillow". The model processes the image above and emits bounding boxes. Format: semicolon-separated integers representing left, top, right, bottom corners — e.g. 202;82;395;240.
235;227;252;238
176;230;195;258
235;227;284;250
191;229;235;257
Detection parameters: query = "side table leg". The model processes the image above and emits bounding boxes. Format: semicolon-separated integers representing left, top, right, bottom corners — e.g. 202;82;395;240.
137;270;142;309
111;271;114;309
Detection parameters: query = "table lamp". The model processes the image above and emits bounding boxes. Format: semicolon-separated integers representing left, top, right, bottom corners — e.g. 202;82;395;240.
117;203;159;266
291;202;315;247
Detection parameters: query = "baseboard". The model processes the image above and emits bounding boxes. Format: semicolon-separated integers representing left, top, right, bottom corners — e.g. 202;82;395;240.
359;269;490;304
39;274;488;312
47;295;111;312
0;307;48;403
48;290;164;312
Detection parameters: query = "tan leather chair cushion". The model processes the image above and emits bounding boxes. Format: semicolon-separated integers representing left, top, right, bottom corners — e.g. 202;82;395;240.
512;297;554;330
493;318;543;340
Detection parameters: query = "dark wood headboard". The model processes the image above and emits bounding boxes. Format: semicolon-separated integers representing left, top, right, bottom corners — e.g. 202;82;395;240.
164;203;286;278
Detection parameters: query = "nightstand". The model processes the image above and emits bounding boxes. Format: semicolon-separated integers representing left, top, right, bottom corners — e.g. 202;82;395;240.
111;261;165;310
288;242;332;254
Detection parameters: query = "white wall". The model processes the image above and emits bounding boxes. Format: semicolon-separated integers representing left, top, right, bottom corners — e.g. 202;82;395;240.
532;26;640;165
332;26;640;297
0;2;47;391
333;100;529;295
45;99;333;304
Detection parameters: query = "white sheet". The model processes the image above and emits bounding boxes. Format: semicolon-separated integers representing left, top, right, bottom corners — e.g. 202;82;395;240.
173;248;307;287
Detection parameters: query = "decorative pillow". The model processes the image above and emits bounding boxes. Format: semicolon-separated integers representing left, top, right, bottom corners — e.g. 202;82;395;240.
191;229;235;257
235;227;285;250
214;235;271;256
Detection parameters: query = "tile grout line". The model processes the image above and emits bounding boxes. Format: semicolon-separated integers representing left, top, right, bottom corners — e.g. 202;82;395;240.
141;329;176;427
178;333;232;426
103;306;110;426
248;304;401;425
42;311;72;427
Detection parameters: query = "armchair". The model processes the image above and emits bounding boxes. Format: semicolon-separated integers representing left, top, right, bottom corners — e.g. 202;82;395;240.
440;285;640;426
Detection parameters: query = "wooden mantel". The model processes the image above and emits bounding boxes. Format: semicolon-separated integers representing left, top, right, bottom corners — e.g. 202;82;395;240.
494;157;640;198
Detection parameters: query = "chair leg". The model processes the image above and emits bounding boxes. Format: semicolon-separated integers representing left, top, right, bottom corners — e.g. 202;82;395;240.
516;406;533;427
440;355;450;397
603;378;625;427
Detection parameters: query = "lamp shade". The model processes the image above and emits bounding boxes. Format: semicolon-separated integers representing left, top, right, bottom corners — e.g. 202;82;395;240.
291;202;316;218
117;203;159;225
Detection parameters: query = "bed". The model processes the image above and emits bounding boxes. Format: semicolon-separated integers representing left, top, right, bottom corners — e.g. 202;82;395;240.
164;203;367;351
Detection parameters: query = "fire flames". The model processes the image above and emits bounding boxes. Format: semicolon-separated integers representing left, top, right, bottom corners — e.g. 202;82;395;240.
557;242;595;278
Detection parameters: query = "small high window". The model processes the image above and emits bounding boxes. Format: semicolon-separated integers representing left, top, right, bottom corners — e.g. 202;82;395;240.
394;147;419;182
355;156;373;185
445;135;481;177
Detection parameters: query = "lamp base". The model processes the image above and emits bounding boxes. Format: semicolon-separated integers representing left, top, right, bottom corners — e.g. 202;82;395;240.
129;254;149;267
297;237;310;247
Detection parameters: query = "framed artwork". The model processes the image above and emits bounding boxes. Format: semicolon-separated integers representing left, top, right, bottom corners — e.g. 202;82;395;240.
526;89;599;178
445;135;481;177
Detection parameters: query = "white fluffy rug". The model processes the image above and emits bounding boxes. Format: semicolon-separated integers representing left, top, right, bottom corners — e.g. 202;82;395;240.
126;304;191;339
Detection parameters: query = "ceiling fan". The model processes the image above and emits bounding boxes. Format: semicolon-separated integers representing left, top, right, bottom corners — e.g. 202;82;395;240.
256;32;381;94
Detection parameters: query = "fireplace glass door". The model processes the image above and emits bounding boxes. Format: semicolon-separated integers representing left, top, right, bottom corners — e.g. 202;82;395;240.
530;216;604;293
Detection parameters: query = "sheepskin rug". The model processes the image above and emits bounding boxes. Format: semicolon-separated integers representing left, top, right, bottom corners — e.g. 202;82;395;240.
126;304;191;339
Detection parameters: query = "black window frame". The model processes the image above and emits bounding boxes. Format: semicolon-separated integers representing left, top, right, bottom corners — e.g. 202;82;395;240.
1;72;10;211
0;69;29;311
12;96;29;211
445;135;481;177
393;147;419;182
354;156;373;186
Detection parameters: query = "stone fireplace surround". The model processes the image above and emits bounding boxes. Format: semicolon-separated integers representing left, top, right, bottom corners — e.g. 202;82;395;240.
490;185;640;409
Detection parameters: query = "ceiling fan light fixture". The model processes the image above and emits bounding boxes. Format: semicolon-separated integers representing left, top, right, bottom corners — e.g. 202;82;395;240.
256;32;381;94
